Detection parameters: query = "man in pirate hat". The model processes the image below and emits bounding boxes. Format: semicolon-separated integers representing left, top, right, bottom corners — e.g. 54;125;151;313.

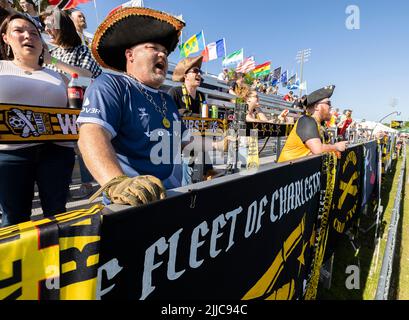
278;85;347;163
77;6;186;206
77;6;227;206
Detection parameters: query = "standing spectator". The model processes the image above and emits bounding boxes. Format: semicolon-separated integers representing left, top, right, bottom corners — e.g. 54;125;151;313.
0;13;75;226
41;9;102;78
326;107;338;128
272;85;279;95
0;0;12;10
228;72;250;100
168;55;205;116
69;9;92;46
41;8;102;199
245;90;269;122
169;55;220;182
283;90;295;102
18;0;42;30
217;67;228;81
337;109;353;140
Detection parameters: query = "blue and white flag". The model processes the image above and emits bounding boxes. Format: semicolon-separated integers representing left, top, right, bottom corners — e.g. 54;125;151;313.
202;38;226;62
280;70;288;86
287;79;300;90
271;67;281;86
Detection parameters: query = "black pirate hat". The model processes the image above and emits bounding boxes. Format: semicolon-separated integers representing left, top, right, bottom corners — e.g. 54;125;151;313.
304;85;335;107
92;7;185;72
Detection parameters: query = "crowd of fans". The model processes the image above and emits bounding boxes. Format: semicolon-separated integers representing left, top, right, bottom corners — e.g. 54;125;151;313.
0;3;403;228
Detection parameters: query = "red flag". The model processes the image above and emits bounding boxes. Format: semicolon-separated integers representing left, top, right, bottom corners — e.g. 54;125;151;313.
201;47;209;62
48;0;92;10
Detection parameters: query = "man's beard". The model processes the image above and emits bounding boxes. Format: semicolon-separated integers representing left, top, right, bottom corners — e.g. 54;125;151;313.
151;73;166;86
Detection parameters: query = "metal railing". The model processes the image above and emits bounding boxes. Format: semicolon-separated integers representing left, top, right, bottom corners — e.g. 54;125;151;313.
375;143;406;300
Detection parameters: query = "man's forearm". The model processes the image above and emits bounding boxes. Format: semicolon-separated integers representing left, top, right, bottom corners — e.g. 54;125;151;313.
78;124;125;186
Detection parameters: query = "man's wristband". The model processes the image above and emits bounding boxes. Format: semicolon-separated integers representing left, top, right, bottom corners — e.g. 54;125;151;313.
51;56;58;66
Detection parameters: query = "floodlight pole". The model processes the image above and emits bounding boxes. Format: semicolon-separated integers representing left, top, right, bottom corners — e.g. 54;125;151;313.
296;49;311;98
299;53;305;97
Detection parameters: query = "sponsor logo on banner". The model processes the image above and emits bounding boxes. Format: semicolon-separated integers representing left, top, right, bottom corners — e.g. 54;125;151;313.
0;104;80;143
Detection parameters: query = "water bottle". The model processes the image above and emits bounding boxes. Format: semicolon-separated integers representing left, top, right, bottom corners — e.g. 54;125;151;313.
67;73;84;109
201;101;209;118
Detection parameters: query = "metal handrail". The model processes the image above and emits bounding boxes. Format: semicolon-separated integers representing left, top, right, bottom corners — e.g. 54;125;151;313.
375;143;406;299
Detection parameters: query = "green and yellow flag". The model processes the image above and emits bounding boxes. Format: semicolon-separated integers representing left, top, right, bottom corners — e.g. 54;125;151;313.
179;31;205;58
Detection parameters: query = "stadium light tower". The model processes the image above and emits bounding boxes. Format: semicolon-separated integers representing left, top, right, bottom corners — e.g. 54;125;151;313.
296;48;311;97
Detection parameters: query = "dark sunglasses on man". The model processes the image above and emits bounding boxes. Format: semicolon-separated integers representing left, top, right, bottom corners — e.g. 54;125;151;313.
187;67;202;75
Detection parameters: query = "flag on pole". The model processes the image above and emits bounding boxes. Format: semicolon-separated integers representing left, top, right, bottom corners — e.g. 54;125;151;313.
179;31;205;58
108;0;144;16
236;56;256;73
222;48;243;67
280;70;288;87
252;61;271;78
287;74;297;86
201;38;226;62
48;0;92;9
287;78;300;90
299;81;307;91
271;67;281;86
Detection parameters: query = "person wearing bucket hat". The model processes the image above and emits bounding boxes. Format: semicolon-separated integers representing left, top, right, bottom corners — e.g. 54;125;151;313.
77;6;186;207
168;55;205;116
277;85;347;163
168;55;224;182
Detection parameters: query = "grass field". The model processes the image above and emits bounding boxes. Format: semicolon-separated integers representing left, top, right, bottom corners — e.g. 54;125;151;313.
317;147;407;300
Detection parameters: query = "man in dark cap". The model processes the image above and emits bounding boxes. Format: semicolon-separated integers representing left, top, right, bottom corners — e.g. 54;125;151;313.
278;85;347;162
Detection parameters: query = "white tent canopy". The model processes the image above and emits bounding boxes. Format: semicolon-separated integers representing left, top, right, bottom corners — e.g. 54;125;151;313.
357;121;398;134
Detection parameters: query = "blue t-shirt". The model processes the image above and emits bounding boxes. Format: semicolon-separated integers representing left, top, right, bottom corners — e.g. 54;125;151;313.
77;73;187;189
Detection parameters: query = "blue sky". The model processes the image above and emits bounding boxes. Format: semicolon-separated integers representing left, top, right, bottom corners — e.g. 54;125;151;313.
78;0;409;122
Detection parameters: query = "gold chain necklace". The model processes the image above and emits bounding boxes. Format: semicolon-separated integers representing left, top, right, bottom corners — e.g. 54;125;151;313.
125;73;171;128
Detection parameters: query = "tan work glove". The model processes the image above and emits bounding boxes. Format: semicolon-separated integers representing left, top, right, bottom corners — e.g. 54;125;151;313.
90;175;166;206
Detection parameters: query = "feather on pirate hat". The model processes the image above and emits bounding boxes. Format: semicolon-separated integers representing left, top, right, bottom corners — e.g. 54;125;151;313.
92;7;185;72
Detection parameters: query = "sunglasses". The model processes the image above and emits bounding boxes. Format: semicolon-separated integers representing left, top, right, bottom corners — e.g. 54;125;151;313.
187;67;202;75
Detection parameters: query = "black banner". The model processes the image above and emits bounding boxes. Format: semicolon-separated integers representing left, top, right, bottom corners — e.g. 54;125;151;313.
98;157;323;300
361;141;378;208
326;145;364;255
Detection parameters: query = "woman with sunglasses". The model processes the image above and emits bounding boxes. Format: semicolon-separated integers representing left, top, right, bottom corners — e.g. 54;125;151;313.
0;13;75;227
